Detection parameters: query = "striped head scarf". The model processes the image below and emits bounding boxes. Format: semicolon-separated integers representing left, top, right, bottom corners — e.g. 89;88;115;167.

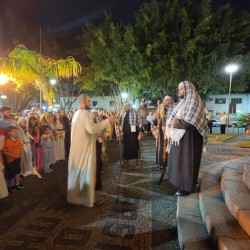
176;81;208;145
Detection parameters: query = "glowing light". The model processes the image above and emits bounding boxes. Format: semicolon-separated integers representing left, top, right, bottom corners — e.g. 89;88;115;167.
0;95;7;99
121;92;128;98
225;64;239;73
50;79;57;85
0;74;9;84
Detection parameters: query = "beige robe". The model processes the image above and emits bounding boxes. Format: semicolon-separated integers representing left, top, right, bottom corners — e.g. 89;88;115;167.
0;161;8;199
55;121;65;161
67;109;109;207
19;128;34;176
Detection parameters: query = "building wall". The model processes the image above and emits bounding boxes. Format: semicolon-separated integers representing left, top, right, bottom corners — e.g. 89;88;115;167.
205;93;250;118
61;96;141;111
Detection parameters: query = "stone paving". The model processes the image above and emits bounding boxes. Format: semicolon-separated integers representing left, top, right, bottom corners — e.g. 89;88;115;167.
0;135;249;250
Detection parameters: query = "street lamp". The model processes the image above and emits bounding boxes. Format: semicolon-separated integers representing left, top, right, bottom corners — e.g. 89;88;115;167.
121;92;128;99
225;63;239;133
50;79;56;85
0;73;9;85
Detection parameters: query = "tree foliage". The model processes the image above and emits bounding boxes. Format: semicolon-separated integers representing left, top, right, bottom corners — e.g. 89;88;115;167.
0;45;82;107
82;14;146;107
81;0;250;102
134;0;250;99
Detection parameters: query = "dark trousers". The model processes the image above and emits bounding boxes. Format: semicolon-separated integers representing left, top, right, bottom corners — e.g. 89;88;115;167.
220;124;226;134
147;122;151;135
208;122;213;134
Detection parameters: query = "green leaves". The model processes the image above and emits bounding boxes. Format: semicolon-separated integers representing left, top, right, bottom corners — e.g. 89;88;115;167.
0;45;82;106
80;0;250;104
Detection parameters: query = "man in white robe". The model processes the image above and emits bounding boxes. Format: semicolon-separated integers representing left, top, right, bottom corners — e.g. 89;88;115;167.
67;94;115;207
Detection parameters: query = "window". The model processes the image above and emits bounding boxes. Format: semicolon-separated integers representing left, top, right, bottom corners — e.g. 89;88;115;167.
92;101;98;107
215;98;226;104
231;98;242;104
110;101;115;107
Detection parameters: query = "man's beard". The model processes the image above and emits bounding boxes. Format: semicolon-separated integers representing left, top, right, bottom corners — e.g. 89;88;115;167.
178;94;184;99
3;114;11;119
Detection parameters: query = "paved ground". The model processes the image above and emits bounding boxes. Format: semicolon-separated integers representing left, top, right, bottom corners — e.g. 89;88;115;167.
0;134;249;250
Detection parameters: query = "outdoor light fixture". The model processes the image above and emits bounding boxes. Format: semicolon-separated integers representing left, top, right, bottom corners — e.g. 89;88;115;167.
50;79;57;85
121;92;128;99
0;73;9;84
225;64;239;74
225;63;239;133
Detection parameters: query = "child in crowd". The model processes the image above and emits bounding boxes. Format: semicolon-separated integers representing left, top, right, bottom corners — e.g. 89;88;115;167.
17;118;34;176
33;125;43;173
3;126;23;191
40;125;54;174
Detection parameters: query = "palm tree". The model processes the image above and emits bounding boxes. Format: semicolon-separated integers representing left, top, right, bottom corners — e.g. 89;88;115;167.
0;45;82;106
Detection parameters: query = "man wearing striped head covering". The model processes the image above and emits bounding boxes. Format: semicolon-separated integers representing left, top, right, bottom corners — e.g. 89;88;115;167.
166;81;208;196
121;103;143;169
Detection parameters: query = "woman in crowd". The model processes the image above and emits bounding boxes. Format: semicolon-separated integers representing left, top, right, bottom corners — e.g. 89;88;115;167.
40;125;54;174
40;112;56;166
33;125;43;173
54;111;65;161
28;116;39;167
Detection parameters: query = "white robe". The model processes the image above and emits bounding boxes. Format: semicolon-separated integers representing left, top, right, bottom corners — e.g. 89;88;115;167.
67;109;109;207
19;128;34;176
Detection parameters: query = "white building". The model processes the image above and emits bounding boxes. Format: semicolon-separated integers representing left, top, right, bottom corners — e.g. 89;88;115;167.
205;93;250;118
62;96;141;111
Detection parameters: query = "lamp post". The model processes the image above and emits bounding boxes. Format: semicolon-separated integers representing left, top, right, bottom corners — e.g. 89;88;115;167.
225;63;239;133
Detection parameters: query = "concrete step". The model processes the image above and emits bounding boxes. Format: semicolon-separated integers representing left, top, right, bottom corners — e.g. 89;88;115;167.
199;191;249;247
221;166;250;237
219;237;250;250
243;163;250;189
178;157;250;249
177;193;212;249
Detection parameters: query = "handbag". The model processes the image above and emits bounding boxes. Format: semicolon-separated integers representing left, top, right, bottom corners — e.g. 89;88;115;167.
151;125;158;139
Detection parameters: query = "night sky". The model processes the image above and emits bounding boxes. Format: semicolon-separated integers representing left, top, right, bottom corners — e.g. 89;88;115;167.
0;0;249;57
0;0;149;34
1;0;249;34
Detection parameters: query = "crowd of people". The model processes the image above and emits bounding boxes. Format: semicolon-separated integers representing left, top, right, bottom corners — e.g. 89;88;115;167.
0;106;74;198
0;101;132;200
1;80;209;207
